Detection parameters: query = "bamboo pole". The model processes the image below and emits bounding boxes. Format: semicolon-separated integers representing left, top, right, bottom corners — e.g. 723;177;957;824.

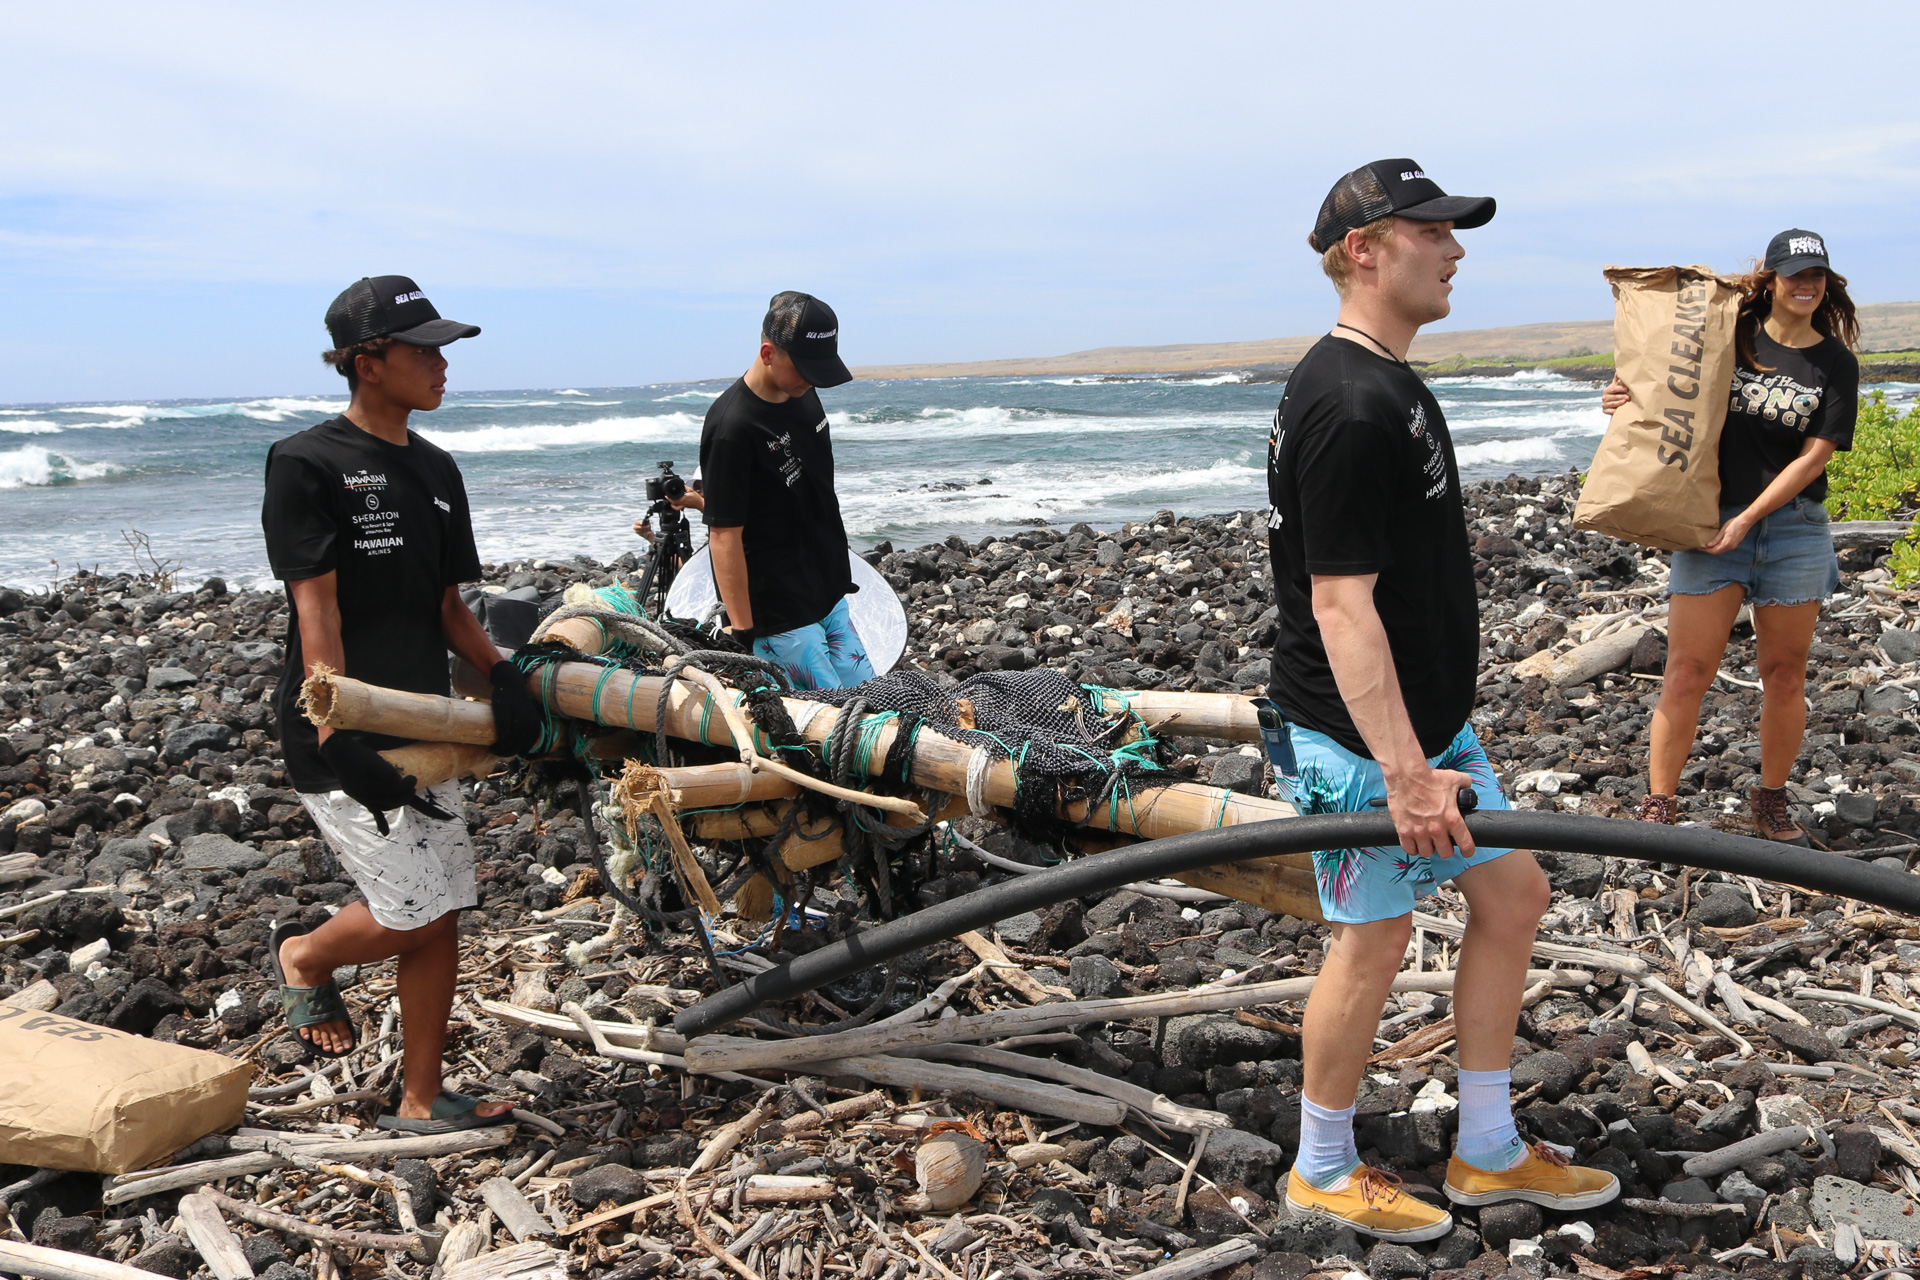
306;667;1318;918
1096;690;1263;742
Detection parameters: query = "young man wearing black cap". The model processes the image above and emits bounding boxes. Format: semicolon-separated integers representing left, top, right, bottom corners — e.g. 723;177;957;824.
1258;162;1617;1238
259;276;541;1133
672;291;875;689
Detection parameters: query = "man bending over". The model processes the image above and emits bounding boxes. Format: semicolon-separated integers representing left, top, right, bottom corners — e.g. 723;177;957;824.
1260;161;1618;1239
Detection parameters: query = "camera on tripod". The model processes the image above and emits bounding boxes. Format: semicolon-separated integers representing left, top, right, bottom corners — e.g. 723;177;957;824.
644;461;687;504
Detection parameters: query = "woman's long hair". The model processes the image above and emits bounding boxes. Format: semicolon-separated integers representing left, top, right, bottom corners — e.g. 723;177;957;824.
1733;263;1860;371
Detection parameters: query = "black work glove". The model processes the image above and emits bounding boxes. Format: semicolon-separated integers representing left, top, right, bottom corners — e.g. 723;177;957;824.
319;733;454;837
488;659;543;757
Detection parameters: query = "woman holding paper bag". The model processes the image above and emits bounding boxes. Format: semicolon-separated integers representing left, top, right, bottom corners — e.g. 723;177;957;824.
1601;230;1859;843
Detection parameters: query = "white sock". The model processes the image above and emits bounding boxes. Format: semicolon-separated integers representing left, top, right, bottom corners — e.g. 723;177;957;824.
1296;1095;1360;1189
1455;1067;1527;1170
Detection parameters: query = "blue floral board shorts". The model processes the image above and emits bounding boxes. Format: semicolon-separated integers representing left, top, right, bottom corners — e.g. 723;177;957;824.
752;598;877;691
1256;708;1516;925
1669;497;1839;607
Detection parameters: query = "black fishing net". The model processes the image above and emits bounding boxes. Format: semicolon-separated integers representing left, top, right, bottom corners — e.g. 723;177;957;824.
793;668;1184;835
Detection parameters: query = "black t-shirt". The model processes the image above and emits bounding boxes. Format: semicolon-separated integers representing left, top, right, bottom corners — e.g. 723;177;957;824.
261;416;483;793
1718;329;1858;507
698;378;854;636
1265;336;1479;759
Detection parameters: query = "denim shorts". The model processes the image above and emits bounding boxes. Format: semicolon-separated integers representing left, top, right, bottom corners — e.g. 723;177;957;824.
1669;497;1840;606
1256;708;1516;925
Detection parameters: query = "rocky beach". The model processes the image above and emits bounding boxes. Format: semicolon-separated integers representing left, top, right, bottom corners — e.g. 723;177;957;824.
4;471;1920;1280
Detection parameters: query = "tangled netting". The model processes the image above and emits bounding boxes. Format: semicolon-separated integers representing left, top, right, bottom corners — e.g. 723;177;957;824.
505;590;1187;948
796;667;1185;836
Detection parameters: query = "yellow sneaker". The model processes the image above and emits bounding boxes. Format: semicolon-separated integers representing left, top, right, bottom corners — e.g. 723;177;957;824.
1284;1165;1454;1243
1444;1142;1620;1209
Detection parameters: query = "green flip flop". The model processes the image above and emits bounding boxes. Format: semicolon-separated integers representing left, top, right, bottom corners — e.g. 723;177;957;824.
267;920;358;1059
376;1090;513;1135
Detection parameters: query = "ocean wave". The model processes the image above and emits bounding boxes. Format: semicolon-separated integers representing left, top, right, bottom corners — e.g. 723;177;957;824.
1431;369;1585;390
557;389;590;396
1;421;64;435
1443;404;1608;432
839;454;1266;537
0;445;122;489
237;397;350;422
1454;437;1564;468
418;412;702;453
654;389;723;403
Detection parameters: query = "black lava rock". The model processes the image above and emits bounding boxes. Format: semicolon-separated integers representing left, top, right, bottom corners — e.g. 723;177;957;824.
571;1162;650;1207
1476;1199;1543;1250
1833;1123;1882;1183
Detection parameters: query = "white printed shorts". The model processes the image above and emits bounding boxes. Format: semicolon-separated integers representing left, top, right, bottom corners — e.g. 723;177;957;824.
301;780;477;929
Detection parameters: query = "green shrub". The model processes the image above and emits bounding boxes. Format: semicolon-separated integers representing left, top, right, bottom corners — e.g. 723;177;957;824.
1826;391;1920;521
1825;392;1920;585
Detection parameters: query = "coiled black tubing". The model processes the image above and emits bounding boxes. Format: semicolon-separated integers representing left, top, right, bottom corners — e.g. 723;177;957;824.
674;811;1919;1036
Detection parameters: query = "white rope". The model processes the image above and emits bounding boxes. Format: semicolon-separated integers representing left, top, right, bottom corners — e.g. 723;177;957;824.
965;746;994;818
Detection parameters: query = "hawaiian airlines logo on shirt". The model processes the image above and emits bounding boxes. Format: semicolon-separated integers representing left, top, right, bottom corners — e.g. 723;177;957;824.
341;470;387;489
1408;403;1428;438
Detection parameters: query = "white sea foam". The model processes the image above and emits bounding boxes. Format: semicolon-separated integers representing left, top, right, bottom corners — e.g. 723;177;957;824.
237;397;349;422
654;389;723;403
1;421;64;435
418;413;701;454
557;389;590;396
0;445;121;488
1453;437;1563;468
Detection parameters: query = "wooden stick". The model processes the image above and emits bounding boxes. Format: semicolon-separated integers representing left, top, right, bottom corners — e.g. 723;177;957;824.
479;1178;554;1242
173;1195;254;1280
0;1240;177;1280
562;1181;834;1237
1618;1198;1749;1218
683;969;1581;1074
1792;988;1920;1029
909;1044;1227;1133
954;931;1053;1005
103;1126;513;1205
196;1188;420;1253
379;741;502;789
1640;975;1755;1056
1414;910;1650;977
1170;1128;1209;1225
1125;1239;1260;1280
688;1095;778;1177
802;1054;1124;1126
1681;1126;1815;1179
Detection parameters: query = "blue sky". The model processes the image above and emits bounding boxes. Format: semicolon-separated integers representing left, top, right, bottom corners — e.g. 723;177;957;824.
3;0;1918;402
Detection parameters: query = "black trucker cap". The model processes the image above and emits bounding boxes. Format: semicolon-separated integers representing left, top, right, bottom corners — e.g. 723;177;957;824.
325;276;481;349
1765;228;1833;278
1310;159;1496;252
763;291;852;388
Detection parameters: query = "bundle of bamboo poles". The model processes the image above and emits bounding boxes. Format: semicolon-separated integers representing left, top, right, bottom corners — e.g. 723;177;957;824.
308;627;1317;921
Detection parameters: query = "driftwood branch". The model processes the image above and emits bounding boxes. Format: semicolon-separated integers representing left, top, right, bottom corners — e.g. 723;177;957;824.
197;1187;421;1253
684;968;1582;1074
0;1240;177;1280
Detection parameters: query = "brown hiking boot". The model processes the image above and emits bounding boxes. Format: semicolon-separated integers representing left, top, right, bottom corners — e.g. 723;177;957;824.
1635;792;1677;824
1749;785;1810;845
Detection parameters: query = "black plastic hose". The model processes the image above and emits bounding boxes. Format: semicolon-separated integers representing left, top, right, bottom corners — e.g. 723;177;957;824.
673;810;1920;1036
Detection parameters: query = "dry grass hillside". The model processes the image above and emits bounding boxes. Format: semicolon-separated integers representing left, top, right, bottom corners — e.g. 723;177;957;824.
853;301;1920;380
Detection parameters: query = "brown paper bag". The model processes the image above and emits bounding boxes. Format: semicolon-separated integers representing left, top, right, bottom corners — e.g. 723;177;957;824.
0;1004;251;1173
1573;265;1742;550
